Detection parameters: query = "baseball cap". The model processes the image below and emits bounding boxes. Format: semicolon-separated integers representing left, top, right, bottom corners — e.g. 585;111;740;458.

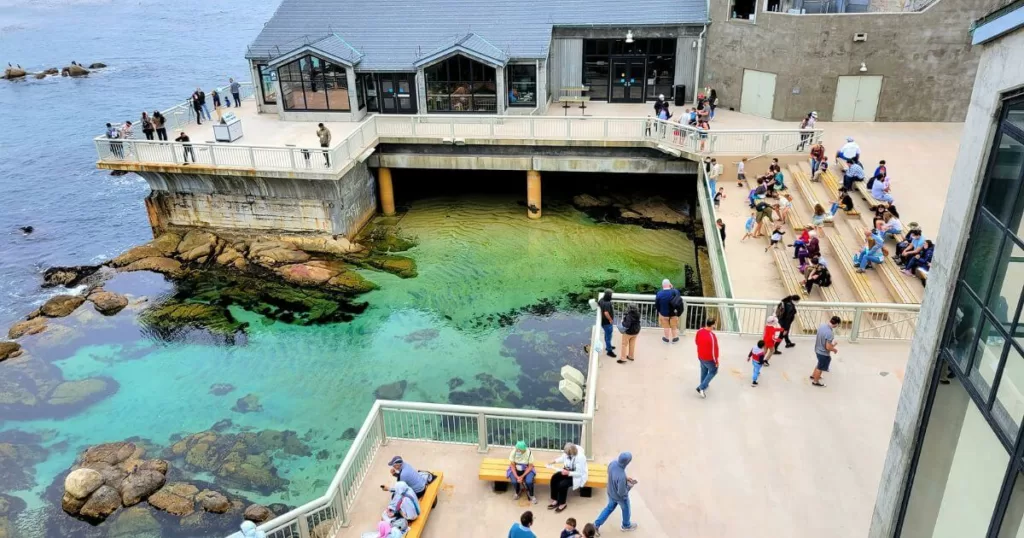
388;456;403;466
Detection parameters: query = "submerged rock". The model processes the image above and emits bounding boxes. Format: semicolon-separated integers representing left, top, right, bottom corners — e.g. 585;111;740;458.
139;301;247;341
8;316;48;339
374;380;407;400
40;295;85;318
196;489;230;513
106;505;161;538
326;270;378;294
46;379;114;406
361;255;417;278
88;62;107;69
209;383;235;396
232;393;262;413
88;289;128;315
0;342;22;361
243;503;274;523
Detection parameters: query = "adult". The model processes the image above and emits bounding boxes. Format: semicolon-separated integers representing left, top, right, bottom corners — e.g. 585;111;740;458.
175;132;194;164
119;120;133;141
387;456;426;497
508;511;537;538
708;158;723;196
797;111;817;151
141;112;154;140
653;94;665;116
383;481;420;526
548;442;589;512
709;88;718;120
191;90;204;125
597;289;617;359
654;279;682;343
594;452;638;533
507;441;537;503
618;305;641;363
105;122;123;159
236;521;266;538
153;110;168;141
694;318;719;398
870;174;894;205
904;240;934;276
879;211;903;239
317;123;332;167
230;78;242;106
812;316;840;387
837;136;860;166
803;260;831;295
842;158;865;191
894;228;925;266
809;142;826;175
853;230;885;273
776;295;800;349
196;87;211;121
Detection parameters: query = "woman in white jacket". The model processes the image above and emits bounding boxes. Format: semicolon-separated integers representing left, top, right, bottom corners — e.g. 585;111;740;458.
547;442;589;512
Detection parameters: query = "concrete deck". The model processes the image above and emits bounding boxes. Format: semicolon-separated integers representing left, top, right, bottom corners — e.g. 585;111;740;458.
336;330;910;538
178;98;361;147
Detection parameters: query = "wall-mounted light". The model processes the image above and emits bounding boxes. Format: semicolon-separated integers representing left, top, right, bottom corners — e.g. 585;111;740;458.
625;30;634;44
859;62;867;72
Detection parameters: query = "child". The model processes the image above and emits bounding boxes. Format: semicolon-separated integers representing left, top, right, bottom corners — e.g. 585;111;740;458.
762;316;783;364
582;523;597;538
791;225;812;259
765;225;784;252
737;158;747;187
812;204;827;238
812;161;829;183
748;340;766;387
831;187;854;215
714;187;725;207
561;517;580;538
716;218;726;246
741;211;756;241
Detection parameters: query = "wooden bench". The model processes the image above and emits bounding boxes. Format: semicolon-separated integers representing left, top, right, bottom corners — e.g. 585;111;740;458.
559;87;591;116
850;223;919;304
853;180;886;210
406;472;444;538
917;268;928;285
788;165;834;226
825;232;886;320
479;458;608;498
818;168;860;216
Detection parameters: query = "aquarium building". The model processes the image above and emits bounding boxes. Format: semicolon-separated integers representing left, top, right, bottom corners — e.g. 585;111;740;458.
243;0;708;120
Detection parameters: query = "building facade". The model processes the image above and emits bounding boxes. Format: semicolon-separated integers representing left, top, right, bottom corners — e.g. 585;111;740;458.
243;0;707;122
704;0;1012;122
870;4;1024;536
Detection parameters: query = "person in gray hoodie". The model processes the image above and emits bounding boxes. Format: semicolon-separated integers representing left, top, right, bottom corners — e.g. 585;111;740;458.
593;452;638;534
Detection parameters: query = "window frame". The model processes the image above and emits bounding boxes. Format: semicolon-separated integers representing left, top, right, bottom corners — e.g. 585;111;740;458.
276;53;351;112
256;63;277;105
424;55;498;114
506;63;538;108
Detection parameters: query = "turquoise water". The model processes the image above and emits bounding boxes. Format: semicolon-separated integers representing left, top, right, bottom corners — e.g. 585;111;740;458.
2;195;695;537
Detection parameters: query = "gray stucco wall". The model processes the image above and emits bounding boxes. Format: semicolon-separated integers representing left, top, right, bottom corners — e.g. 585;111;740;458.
704;0;1012;121
549;38;584;101
868;25;1024;538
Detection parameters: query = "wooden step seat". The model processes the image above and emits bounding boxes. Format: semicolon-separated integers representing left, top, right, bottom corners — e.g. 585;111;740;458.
820;169;860;216
850;223;919;304
825;232;887;320
479;458;608;498
788;165;834;226
853;180;886;210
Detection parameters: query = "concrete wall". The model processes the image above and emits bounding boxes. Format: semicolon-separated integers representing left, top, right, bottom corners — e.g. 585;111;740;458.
868;24;1024;538
704;0;1012;121
139;162;377;238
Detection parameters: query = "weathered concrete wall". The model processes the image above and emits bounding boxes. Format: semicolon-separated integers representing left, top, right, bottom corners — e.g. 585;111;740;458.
868;25;1024;538
140;162;377;238
704;0;1012;121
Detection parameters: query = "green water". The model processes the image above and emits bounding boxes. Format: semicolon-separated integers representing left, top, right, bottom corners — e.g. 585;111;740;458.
0;195;695;536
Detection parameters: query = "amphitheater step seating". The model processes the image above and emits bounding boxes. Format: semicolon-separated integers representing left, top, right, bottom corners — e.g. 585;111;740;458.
788;165;834;226
849;223;920;304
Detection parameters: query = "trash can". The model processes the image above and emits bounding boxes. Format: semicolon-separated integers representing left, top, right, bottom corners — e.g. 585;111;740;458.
674;85;686;106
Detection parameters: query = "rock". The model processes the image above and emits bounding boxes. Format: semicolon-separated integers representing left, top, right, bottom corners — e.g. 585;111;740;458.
279;235;361;255
34;72;46;79
79;484;121;520
0;493;26;517
61;492;86;515
196;489;230;513
8;317;47;339
43;68;58;75
88;289;128;315
243;503;274;523
88;62;107;69
138;459;169;474
82;442;137;466
147;483;196;516
276;262;339;287
374;380;407;400
62;65;90;77
247;241;310;266
326;270;378;294
211;418;233;431
215;247;244;266
232;393;262;413
110;245;165;267
81;462;127;489
64;468;104;500
0;342;22;361
572;193;604;208
107;505;161;538
625;198;689;225
45;378;112;406
140;301;246;339
209;383;235;396
42;265;101;288
147;233;180;255
363;255;417;278
40;295;85;317
339;428;357;441
2;67;26;79
119;470;166;506
177;230;218;257
123;257;183;277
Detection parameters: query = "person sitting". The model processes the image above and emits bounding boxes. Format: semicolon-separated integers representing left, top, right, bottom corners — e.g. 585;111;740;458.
797;234;820;271
879;212;904;239
507;441;537;503
836;136;861;167
773;166;786;191
548;442;589;512
792;225;812;259
811;204;827;237
853;230;885;273
386;456;426;498
802;259;832;294
383;481;420;529
870;174;894;204
831;187;854;215
777;193;793;224
842;157;865;191
812;161;829;183
904;240;934;276
895;228;925;266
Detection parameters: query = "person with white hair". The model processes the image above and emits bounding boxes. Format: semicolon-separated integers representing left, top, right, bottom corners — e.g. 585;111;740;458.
836;136;861;166
653;94;666;116
653;279;682;343
547;442;589;512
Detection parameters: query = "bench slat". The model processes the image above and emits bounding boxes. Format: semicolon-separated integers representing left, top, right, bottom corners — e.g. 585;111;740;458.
819;168;860;216
788;165;834;226
406;472;444;538
479;458;608;487
850;224;919;304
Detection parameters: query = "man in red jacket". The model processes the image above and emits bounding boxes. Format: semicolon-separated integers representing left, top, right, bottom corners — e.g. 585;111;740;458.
694;318;719;399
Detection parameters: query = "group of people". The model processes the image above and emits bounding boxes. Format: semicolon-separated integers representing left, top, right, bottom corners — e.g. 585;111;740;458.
596;279;686;365
508;449;638;537
648;89;717;151
190;78;243;125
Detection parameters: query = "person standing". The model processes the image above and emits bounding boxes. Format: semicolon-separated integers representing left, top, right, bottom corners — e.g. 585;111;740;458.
736;158;747;187
653;94;665;117
597;289;617;359
192;90;204;125
748;340;766;387
508;511;537;538
618;305;641;363
105;122;123;159
594;452;638;534
761;316;783;365
175;131;194;164
694;318;719;398
812;316;840;387
776;295;800;349
141;112;154;140
197;87;211;121
809;141;825;175
654;279;681;343
716;218;726;248
709;88;718;120
708;158;722;196
797;111;816;151
230;77;242;107
317;123;332;167
153;111;168;141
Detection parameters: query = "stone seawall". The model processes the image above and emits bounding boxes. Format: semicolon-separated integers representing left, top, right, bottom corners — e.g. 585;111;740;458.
139;162;377;238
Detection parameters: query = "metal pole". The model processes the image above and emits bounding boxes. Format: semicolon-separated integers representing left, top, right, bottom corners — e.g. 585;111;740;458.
584;418;594;461
850;307;863;343
476;413;488;453
296;511;311;538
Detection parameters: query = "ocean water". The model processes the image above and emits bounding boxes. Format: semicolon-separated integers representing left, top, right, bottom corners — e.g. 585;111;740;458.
0;3;697;537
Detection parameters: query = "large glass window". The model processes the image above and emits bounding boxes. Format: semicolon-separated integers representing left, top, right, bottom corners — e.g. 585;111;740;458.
257;63;277;104
361;74;379;112
582;38;676;102
424;55;497;113
276;54;350;112
507;64;537;107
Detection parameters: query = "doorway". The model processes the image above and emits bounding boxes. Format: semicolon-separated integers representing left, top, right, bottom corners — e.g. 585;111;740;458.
377;73;417;114
832;76;883;121
740;69;777;119
610;58;645;103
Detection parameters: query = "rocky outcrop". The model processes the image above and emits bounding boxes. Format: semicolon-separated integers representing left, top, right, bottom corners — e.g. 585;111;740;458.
248;241;311;266
61;65;89;77
147;482;198;516
571;193;693;230
40;295;85;318
276;262;337;286
279;235;362;256
107;506;161;538
167;428;309;494
362;255;417;278
79;485;121;519
2;67;26;79
42;265;101;287
124;257;183;277
63;468;104;502
88;63;107;69
196;489;230;513
8;316;47;339
119;470;166;506
43;68;58;75
0;342;22;361
232;393;262;413
243;504;274;523
110;245;166;268
87;289;128;315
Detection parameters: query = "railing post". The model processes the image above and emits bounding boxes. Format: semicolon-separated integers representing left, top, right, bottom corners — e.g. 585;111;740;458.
764;304;773;323
529;119;535;139
603;119;609;139
296;511;311;538
335;484;348;527
850;307;863;343
209;146;218;166
289;146;297;169
476;413;488;453
584;417;594;460
761;134;769;154
565;118;570;139
248;147;256;168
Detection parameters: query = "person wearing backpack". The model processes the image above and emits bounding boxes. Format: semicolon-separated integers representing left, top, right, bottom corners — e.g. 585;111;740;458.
654;279;681;343
776;296;800;350
618;305;642;363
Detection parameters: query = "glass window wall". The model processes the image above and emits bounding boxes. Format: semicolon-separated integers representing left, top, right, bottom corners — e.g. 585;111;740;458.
257;63;277;104
424;55;497;113
276;54;350;112
507;64;537;107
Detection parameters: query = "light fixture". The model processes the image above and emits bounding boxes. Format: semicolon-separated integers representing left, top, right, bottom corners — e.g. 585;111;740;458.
859;62;867;72
625;30;634;44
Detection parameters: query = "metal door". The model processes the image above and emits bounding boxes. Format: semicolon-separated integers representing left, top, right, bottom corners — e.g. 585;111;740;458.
379;74;417;114
610;59;645;103
740;69;776;119
833;76;882;121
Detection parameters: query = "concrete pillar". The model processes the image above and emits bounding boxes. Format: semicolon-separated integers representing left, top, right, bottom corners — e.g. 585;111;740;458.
526;170;541;219
378;167;396;216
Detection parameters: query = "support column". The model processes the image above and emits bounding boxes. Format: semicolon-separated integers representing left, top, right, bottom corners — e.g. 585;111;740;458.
378;167;396;216
526;170;541;219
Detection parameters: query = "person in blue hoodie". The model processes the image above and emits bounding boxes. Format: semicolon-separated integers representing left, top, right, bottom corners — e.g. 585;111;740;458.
508;510;537;538
594;452;638;534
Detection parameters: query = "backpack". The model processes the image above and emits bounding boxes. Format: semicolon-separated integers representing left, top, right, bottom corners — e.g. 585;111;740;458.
866;176;876;190
624;310;642;335
775;302;785;319
669;293;685;316
818;268;833;287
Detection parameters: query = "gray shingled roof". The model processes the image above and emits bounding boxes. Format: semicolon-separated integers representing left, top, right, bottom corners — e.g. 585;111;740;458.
267;33;365;67
414;33;510;67
247;0;707;71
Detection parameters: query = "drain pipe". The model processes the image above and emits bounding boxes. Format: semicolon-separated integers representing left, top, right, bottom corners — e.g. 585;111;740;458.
692;0;709;106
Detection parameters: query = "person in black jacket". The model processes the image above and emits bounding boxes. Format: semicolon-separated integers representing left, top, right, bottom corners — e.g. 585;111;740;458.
617;305;642;363
776;295;800;350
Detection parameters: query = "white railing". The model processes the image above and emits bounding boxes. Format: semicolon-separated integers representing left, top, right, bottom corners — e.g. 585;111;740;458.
608;294;921;342
696;164;734;299
129;82;256;134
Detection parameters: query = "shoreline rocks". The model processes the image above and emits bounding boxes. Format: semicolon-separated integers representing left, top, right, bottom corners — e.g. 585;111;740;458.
571;193;694;232
40;295;85;318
